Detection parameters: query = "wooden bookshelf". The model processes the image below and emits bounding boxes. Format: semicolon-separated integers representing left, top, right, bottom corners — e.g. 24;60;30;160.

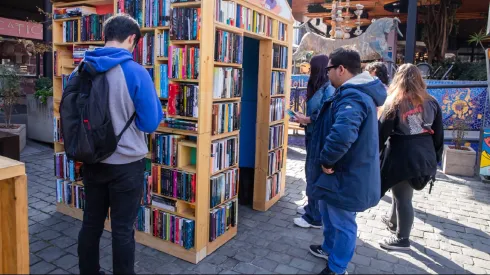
52;0;293;265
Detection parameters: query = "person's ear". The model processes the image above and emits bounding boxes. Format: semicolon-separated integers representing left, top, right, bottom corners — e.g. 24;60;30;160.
127;34;136;47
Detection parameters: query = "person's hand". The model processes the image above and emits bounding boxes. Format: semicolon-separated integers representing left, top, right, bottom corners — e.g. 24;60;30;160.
293;112;311;125
322;165;334;174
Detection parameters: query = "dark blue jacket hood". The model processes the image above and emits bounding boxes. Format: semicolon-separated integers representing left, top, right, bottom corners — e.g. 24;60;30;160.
83;47;133;73
339;72;387;107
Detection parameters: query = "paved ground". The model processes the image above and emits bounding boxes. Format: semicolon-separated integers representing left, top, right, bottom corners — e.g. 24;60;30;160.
25;141;490;274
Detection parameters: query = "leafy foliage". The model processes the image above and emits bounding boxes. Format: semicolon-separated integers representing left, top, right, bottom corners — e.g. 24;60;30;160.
34;77;53;104
430;60;487;81
0;65;22;128
468;30;489;52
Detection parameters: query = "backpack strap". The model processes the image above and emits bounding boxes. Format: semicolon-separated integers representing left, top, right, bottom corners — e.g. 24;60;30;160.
117;112;137;141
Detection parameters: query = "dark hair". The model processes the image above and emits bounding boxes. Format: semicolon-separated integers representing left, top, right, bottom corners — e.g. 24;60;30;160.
103;14;142;46
306;55;330;100
329;48;362;75
365;62;389;85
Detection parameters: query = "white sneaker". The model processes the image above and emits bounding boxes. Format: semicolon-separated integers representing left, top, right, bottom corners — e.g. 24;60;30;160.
294;217;322;229
297;205;306;215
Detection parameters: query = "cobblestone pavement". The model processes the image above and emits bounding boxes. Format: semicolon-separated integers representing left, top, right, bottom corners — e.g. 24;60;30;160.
26;143;490;274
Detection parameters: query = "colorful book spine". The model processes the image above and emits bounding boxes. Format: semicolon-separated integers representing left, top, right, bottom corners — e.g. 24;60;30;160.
210;137;238;174
270;98;285;122
270;71;285;95
269;124;284;150
266;170;282;201
211;102;241;135
209;198;237;242
268;148;283;176
273;44;288;69
169;45;200;80
170;7;201;41
210;168;239;208
167;83;199;118
151;165;196;203
54;152;83;181
150;134;184;166
159;64;169;98
212;67;242;99
214;30;243;64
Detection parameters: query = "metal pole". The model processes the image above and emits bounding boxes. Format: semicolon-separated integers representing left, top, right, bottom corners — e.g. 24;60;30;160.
43;0;53;78
404;0;418;64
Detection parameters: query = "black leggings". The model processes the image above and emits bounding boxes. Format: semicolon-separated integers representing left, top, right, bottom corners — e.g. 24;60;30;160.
388;180;414;239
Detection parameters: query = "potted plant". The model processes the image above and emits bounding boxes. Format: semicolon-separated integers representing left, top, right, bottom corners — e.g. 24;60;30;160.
0;64;26;151
442;118;477;177
27;77;54;143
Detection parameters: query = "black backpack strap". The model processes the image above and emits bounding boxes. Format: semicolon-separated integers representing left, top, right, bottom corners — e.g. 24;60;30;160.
117;112;136;141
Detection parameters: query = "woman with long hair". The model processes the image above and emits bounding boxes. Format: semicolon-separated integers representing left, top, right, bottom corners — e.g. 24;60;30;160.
378;64;444;250
293;55;335;229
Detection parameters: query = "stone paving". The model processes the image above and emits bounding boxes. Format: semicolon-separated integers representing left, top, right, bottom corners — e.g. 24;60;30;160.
25;142;490;274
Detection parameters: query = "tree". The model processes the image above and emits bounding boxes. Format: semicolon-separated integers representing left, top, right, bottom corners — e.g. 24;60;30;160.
468;30;489;53
0;65;22;128
420;0;461;63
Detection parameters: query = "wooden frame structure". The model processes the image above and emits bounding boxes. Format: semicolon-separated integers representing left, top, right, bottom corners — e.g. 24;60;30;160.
52;0;293;263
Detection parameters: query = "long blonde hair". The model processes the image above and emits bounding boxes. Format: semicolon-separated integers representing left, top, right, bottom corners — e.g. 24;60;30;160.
381;64;431;119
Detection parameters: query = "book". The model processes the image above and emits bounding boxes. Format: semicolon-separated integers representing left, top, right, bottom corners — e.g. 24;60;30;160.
273;44;288;69
210;137;238;174
169;45;200;79
269;124;284;150
270;98;285;122
54;6;97;19
214;30;243;64
168;83;199;118
134;33;154;65
80;14;112;41
142;171;152;205
156;64;169;98
56;179;85;209
156;31;170;57
53;117;63;143
54;152;83;181
170;7;201;40
73;45;101;65
152;165;196;203
151;134;185;166
210;168;239;208
151;195;176;212
117;0;143;26
211;102;241;135
271;71;285;95
209;198;237;242
163;118;198;131
62;20;79;42
213;67;242;99
144;0;172;27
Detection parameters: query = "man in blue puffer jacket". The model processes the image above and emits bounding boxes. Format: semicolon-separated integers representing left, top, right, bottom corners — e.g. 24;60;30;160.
306;48;387;275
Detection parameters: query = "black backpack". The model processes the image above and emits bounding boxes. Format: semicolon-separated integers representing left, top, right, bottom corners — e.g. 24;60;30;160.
60;62;135;164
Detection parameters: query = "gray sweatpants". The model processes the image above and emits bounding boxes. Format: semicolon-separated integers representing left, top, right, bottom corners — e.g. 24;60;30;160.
388;180;414;239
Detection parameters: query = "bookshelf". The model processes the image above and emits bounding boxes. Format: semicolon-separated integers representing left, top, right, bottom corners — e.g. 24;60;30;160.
52;0;293;264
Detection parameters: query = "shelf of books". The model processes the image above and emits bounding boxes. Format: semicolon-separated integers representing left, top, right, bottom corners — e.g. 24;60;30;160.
52;0;293;264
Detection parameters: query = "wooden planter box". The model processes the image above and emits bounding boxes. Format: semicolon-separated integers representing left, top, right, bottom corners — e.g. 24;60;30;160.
0;124;26;152
442;145;476;177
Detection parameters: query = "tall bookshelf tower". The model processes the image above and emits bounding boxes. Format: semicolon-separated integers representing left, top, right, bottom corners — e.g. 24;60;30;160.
52;0;293;264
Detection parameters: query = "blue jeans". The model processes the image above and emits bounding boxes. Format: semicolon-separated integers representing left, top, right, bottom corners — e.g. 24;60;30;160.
78;159;145;275
302;198;322;226
319;200;357;274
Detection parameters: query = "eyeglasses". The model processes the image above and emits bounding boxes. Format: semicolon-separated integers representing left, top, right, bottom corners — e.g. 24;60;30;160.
326;65;340;71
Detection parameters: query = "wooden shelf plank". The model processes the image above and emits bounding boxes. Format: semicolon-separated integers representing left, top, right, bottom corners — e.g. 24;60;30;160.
211;165;238;177
152;193;195;206
270;120;284;126
270;94;285;98
167;115;198;121
53;17;81;22
272;68;288;72
213;97;241;102
169;78;199;83
150;205;195;220
214;22;244;35
156;57;169;61
76;41;105;45
170;40;200;45
156;26;170;30
156;126;198;136
268;145;283;153
152;163;196;174
211;130;239;141
170;1;201;8
210;195;238;210
179;140;197;148
214;62;242;68
52;0;113;8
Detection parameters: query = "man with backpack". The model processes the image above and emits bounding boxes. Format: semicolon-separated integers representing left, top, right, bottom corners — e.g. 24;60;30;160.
60;14;162;274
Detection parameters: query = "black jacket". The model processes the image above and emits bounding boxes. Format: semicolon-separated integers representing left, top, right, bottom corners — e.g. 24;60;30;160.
379;98;444;196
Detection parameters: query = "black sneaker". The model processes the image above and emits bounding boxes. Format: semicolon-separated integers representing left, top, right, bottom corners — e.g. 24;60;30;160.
381;215;396;234
379;235;411;251
319;265;347;275
309;245;329;260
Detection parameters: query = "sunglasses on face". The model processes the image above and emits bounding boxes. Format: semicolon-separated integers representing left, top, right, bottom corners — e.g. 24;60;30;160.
326;65;340;71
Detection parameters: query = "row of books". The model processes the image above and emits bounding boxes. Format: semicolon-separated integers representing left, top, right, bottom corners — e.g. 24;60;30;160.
269;124;284;151
56;179;85;209
150;134;183;166
53;49;71;76
164;119;198;131
213;67;242;99
53;117;63;143
266;170;282;201
80;14;112;42
168;83;199;118
54;152;83;181
273;45;288;69
62;20;79;43
169;45;200;80
268;148;283;176
156;31;170;58
214;0;287;41
142;171;152;205
210;168;239;208
151;165;196;203
54;6;96;19
270;98;285;122
136;206;195;250
215;30;243;64
73;45;101;65
117;0;144;26
170;8;201;41
211;137;238;174
209;199;237;242
151;195;177;212
144;0;172;27
156;64;169;98
211;103;241;135
134;33;154;66
61;74;70;93
271;71;286;95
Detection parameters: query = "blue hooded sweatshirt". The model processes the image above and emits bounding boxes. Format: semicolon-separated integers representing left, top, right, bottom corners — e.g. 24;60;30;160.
306;72;387;212
75;47;163;164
